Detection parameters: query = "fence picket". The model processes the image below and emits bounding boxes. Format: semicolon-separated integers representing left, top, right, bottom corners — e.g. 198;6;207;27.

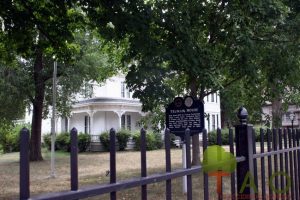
216;128;222;200
267;129;273;198
165;129;172;200
229;128;236;200
297;130;300;198
284;129;290;198
272;128;279;199
251;128;258;200
293;130;299;200
278;129;285;200
203;129;209;200
20;128;30;200
110;128;117;200
141;128;147;200
260;129;266;200
70;128;78;191
185;129;192;200
288;129;295;199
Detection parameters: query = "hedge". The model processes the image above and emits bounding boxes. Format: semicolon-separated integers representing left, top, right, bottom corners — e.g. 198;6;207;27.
0;124;30;153
43;132;91;152
207;127;270;145
99;130;131;151
132;131;162;151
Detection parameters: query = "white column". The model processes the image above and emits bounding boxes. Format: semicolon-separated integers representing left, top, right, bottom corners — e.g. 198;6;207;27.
88;111;95;135
114;111;125;130
67;117;70;132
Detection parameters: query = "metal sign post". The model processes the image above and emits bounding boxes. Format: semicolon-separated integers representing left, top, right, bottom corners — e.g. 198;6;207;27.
50;60;57;178
182;140;187;194
165;96;204;194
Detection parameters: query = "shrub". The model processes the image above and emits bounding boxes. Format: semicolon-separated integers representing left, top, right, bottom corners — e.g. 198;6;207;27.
56;132;70;152
43;132;90;152
0;124;30;153
78;133;91;152
208;129;230;145
99;131;110;151
132;131;162;151
43;134;52;150
208;127;269;145
116;130;131;151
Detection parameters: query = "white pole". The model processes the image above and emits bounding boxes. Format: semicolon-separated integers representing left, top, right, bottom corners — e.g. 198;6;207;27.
182;140;187;194
50;60;57;178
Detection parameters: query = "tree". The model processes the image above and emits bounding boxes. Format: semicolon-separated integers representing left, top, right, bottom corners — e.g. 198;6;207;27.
0;1;122;160
83;0;294;165
221;0;300;128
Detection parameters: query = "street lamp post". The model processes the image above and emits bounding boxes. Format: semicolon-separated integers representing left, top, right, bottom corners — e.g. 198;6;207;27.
289;112;295;129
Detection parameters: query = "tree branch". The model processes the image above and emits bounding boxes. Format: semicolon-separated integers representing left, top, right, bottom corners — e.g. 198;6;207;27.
204;75;245;97
19;0;59;48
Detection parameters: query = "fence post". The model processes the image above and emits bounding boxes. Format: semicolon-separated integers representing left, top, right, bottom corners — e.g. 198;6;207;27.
141;128;147;200
20;128;30;200
235;107;255;200
70;128;78;191
110;128;117;200
165;128;172;200
185;128;192;200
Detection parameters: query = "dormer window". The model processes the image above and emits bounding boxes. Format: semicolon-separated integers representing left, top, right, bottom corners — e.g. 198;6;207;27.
121;81;130;98
121;82;125;97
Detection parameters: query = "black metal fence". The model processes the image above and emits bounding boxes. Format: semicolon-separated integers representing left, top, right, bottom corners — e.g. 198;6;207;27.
19;128;201;200
18;110;300;200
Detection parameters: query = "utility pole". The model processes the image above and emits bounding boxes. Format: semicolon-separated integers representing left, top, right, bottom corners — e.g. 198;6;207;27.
50;60;57;178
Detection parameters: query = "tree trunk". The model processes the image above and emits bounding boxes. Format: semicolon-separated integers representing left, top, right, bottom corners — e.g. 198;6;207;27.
189;77;201;166
29;47;45;161
271;97;282;128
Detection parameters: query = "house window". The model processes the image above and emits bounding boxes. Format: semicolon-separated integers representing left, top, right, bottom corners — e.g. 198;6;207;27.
217;114;219;128
216;93;218;103
84;116;90;134
212;114;216;131
211;93;214;102
206;95;209;102
126;115;131;130
121;82;125;98
126;89;130;98
64;117;68;132
121;115;126;129
207;115;210;131
121;114;131;130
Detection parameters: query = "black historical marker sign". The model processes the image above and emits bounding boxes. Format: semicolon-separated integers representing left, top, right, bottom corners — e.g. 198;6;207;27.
166;96;204;137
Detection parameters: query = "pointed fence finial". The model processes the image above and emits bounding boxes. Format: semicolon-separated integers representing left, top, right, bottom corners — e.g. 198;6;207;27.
237;106;248;125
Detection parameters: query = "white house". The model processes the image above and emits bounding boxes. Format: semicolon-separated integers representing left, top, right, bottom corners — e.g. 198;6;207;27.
262;103;299;128
23;74;221;136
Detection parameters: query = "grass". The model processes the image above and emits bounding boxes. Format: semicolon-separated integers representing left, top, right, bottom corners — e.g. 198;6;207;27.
0;148;227;200
2;147;282;200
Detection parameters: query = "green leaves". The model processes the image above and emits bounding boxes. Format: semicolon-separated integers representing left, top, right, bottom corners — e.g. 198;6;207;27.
203;145;237;173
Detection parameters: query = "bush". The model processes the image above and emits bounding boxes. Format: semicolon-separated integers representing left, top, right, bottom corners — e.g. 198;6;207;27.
78;133;91;152
99;131;110;151
116;130;131;151
43;134;52;150
208;129;230;145
132;131;162;151
0;124;30;153
208;127;269;145
43;132;90;152
56;132;70;152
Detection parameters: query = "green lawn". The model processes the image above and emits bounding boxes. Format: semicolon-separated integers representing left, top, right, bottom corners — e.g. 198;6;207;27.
0;149;227;200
